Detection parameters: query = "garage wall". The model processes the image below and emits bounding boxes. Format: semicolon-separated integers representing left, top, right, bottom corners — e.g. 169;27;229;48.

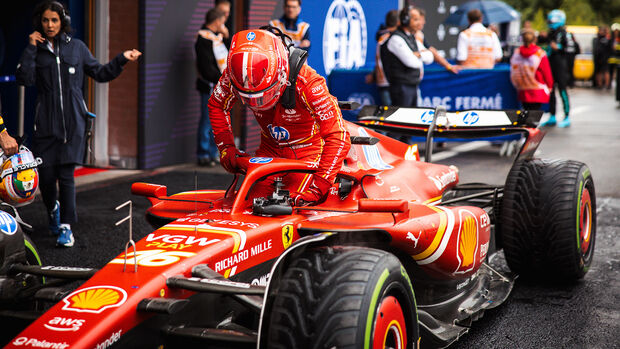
108;0;139;168
138;0;214;169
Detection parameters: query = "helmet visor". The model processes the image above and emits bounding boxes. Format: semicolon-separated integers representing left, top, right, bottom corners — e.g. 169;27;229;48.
234;79;283;110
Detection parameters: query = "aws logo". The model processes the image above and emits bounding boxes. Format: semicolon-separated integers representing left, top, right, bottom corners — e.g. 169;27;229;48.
267;124;290;141
323;0;367;75
44;317;85;332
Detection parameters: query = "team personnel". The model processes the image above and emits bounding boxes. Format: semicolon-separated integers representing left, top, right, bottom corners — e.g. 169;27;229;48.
539;10;572;127
380;6;433;108
611;23;620;103
510;29;554;111
208;29;350;206
366;9;399;106
214;0;231;41
195;8;228;167
269;0;310;51
456;9;502;69
16;1;141;247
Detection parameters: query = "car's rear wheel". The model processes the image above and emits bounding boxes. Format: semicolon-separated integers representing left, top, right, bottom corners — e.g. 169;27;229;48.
500;159;596;281
265;247;418;348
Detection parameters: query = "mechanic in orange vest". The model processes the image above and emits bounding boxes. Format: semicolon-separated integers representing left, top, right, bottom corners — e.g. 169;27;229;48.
268;0;310;51
456;9;503;69
510;28;554;111
208;29;350;206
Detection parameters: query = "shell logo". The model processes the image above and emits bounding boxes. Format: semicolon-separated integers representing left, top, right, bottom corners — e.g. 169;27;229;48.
62;286;127;314
454;210;479;274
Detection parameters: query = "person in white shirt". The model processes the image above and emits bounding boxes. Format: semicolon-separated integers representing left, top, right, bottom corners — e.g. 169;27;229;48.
456;9;502;69
380;6;433;108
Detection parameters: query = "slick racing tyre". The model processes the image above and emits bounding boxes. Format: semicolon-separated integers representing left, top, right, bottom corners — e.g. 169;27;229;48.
501;159;596;281
265;247;418;349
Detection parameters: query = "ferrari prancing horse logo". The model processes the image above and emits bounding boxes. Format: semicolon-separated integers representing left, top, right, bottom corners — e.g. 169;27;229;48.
282;225;293;249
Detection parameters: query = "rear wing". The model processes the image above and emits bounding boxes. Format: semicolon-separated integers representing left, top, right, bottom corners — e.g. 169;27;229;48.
356;105;545;163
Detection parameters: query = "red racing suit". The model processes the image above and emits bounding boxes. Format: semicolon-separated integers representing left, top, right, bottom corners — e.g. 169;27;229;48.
208;64;351;197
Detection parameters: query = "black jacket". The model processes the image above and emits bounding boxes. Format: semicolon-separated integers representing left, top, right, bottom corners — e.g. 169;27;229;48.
16;33;127;166
380;28;421;86
195;29;223;93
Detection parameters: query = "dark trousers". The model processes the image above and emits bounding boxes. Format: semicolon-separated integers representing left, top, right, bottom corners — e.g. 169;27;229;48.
522;102;542;110
389;83;418;107
549;84;570;117
39;164;77;225
549;56;570;117
388;83;418;143
616;66;620;102
197;91;219;161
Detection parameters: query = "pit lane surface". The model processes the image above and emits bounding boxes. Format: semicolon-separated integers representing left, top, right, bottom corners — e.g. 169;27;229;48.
4;87;620;348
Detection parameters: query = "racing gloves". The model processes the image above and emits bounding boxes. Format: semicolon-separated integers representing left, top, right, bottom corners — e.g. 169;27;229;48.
219;146;248;173
292;175;332;206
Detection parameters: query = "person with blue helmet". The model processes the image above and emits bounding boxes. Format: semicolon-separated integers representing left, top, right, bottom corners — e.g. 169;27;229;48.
539;9;573;128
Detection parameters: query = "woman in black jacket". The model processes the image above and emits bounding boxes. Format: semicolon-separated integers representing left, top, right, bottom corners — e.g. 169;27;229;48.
16;1;141;247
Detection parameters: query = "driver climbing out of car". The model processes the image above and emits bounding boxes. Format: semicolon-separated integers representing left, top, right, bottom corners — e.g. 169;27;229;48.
208;28;351;206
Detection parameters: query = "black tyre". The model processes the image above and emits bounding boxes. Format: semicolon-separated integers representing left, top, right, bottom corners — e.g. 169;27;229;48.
265;247;418;349
501;159;596;280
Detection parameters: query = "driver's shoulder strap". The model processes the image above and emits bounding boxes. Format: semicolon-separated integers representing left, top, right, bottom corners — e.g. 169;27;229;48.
280;47;308;109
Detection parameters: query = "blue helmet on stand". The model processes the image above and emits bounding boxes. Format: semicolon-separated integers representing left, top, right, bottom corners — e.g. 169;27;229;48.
547;9;566;30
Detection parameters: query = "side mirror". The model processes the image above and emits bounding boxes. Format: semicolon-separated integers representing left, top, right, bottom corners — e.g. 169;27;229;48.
358;199;408;213
253;204;293;216
131;182;167;198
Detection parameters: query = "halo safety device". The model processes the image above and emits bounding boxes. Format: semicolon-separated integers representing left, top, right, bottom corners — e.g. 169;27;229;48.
0;146;42;206
547;9;566;30
227;29;290;111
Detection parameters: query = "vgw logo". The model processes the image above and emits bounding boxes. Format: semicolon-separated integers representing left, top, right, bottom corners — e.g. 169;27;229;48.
323;0;367;75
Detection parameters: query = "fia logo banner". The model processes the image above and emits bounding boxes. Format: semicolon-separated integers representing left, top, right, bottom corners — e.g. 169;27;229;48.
322;0;367;75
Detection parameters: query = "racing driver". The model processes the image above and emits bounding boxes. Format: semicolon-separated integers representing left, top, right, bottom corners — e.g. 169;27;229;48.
208;28;350;206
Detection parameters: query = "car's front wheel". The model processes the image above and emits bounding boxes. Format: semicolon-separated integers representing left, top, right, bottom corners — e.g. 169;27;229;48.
265;246;418;348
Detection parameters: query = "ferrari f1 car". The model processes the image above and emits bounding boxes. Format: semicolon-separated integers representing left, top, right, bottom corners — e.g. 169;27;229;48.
0;105;596;348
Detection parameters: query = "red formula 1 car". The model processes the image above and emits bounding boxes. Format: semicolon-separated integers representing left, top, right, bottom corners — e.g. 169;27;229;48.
0;105;595;348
